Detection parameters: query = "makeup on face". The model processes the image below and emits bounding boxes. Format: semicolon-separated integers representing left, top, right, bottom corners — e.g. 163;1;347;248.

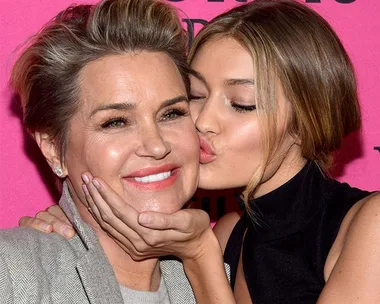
189;38;261;190
64;52;200;213
189;37;301;196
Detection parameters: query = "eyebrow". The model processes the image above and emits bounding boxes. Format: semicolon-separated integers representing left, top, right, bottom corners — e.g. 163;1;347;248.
224;78;255;86
189;69;254;88
159;95;189;110
90;102;135;117
90;95;188;117
189;69;207;85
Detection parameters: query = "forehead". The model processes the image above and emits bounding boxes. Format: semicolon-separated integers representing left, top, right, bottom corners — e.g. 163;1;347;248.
191;37;254;81
77;52;186;108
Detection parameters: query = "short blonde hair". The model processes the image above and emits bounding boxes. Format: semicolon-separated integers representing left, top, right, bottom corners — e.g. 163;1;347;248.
189;0;361;214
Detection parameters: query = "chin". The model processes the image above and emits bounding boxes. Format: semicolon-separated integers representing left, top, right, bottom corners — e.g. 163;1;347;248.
198;177;247;191
137;200;183;214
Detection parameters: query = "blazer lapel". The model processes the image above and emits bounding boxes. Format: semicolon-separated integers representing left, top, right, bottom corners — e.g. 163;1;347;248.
59;182;124;304
160;258;231;304
160;258;197;304
76;245;124;304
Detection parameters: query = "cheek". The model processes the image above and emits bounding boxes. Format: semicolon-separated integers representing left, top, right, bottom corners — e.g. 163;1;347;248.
173;122;200;188
184;125;200;163
189;102;202;123
172;118;199;158
220;119;262;184
65;133;130;182
179;126;200;175
226;119;261;157
86;145;123;175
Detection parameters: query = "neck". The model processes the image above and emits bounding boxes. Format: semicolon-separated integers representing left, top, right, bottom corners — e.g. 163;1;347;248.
253;144;307;198
92;225;161;291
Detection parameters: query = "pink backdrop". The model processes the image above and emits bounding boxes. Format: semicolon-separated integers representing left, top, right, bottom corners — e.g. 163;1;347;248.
1;0;379;228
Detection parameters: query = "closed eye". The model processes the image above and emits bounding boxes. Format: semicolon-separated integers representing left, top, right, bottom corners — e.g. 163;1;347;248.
231;102;256;113
189;94;205;101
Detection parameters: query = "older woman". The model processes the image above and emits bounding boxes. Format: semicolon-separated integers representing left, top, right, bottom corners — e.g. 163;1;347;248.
0;0;233;303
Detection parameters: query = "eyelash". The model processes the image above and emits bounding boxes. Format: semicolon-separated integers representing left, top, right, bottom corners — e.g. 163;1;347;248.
161;108;188;121
188;94;204;101
100;108;188;129
231;102;257;113
101;117;128;129
189;94;255;113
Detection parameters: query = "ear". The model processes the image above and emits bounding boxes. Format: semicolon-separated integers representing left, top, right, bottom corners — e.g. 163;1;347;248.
34;132;68;177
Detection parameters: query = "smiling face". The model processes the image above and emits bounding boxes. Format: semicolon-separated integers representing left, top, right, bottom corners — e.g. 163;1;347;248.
61;52;199;213
190;37;304;196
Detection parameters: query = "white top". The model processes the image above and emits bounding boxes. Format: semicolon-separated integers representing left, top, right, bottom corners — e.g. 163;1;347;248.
119;276;171;304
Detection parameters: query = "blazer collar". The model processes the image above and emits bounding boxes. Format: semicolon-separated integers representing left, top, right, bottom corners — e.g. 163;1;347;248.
59;181;124;304
58;182;230;304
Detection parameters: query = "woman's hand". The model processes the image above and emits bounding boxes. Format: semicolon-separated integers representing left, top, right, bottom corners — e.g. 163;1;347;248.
82;173;235;304
19;205;76;239
81;172;214;262
20;172;216;262
20;174;234;303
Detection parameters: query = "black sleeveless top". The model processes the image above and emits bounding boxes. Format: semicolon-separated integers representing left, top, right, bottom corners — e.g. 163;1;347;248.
224;162;371;304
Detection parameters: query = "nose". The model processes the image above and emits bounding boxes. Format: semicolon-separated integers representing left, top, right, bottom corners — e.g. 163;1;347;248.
135;125;171;159
193;95;221;135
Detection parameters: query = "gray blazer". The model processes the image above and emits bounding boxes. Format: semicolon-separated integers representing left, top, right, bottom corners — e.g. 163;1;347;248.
0;183;229;303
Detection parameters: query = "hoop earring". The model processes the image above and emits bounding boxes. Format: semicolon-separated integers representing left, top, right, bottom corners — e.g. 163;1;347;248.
53;166;64;178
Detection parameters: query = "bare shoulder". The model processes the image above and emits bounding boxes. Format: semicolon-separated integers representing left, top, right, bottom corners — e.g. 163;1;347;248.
319;192;380;303
345;191;380;239
213;212;241;253
340;191;380;245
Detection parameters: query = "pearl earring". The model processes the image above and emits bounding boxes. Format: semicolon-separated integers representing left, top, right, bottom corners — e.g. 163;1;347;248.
53;166;64;177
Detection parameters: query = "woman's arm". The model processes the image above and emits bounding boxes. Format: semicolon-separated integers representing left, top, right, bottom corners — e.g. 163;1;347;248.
318;192;380;303
20;173;236;303
181;228;235;304
83;174;236;303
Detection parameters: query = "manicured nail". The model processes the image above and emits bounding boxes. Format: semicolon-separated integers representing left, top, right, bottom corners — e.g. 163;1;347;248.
82;184;89;195
92;179;100;189
81;174;90;184
41;223;52;232
63;227;74;238
139;214;152;225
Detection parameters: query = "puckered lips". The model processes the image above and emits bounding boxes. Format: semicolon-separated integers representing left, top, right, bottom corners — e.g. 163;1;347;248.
199;136;216;164
123;163;180;191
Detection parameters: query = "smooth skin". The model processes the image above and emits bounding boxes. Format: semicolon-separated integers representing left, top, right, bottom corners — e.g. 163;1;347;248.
22;38;380;303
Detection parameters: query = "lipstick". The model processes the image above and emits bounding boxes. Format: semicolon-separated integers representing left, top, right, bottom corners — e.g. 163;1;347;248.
124;164;179;191
199;136;216;164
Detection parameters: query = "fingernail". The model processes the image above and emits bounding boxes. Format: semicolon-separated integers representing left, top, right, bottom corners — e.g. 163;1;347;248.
42;223;51;232
82;184;89;196
92;179;100;189
81;174;90;184
63;227;74;238
139;214;152;225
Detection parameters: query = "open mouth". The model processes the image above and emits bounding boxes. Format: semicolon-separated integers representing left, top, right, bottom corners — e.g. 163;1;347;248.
124;165;179;191
133;171;171;183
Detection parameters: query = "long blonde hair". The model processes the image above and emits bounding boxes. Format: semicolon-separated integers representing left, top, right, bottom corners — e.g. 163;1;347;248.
188;0;361;216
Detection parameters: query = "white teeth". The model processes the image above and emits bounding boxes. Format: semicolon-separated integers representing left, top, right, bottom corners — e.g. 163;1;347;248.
134;171;171;183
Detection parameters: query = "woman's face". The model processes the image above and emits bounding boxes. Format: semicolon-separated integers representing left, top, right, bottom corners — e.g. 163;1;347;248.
63;52;199;213
189;37;302;195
